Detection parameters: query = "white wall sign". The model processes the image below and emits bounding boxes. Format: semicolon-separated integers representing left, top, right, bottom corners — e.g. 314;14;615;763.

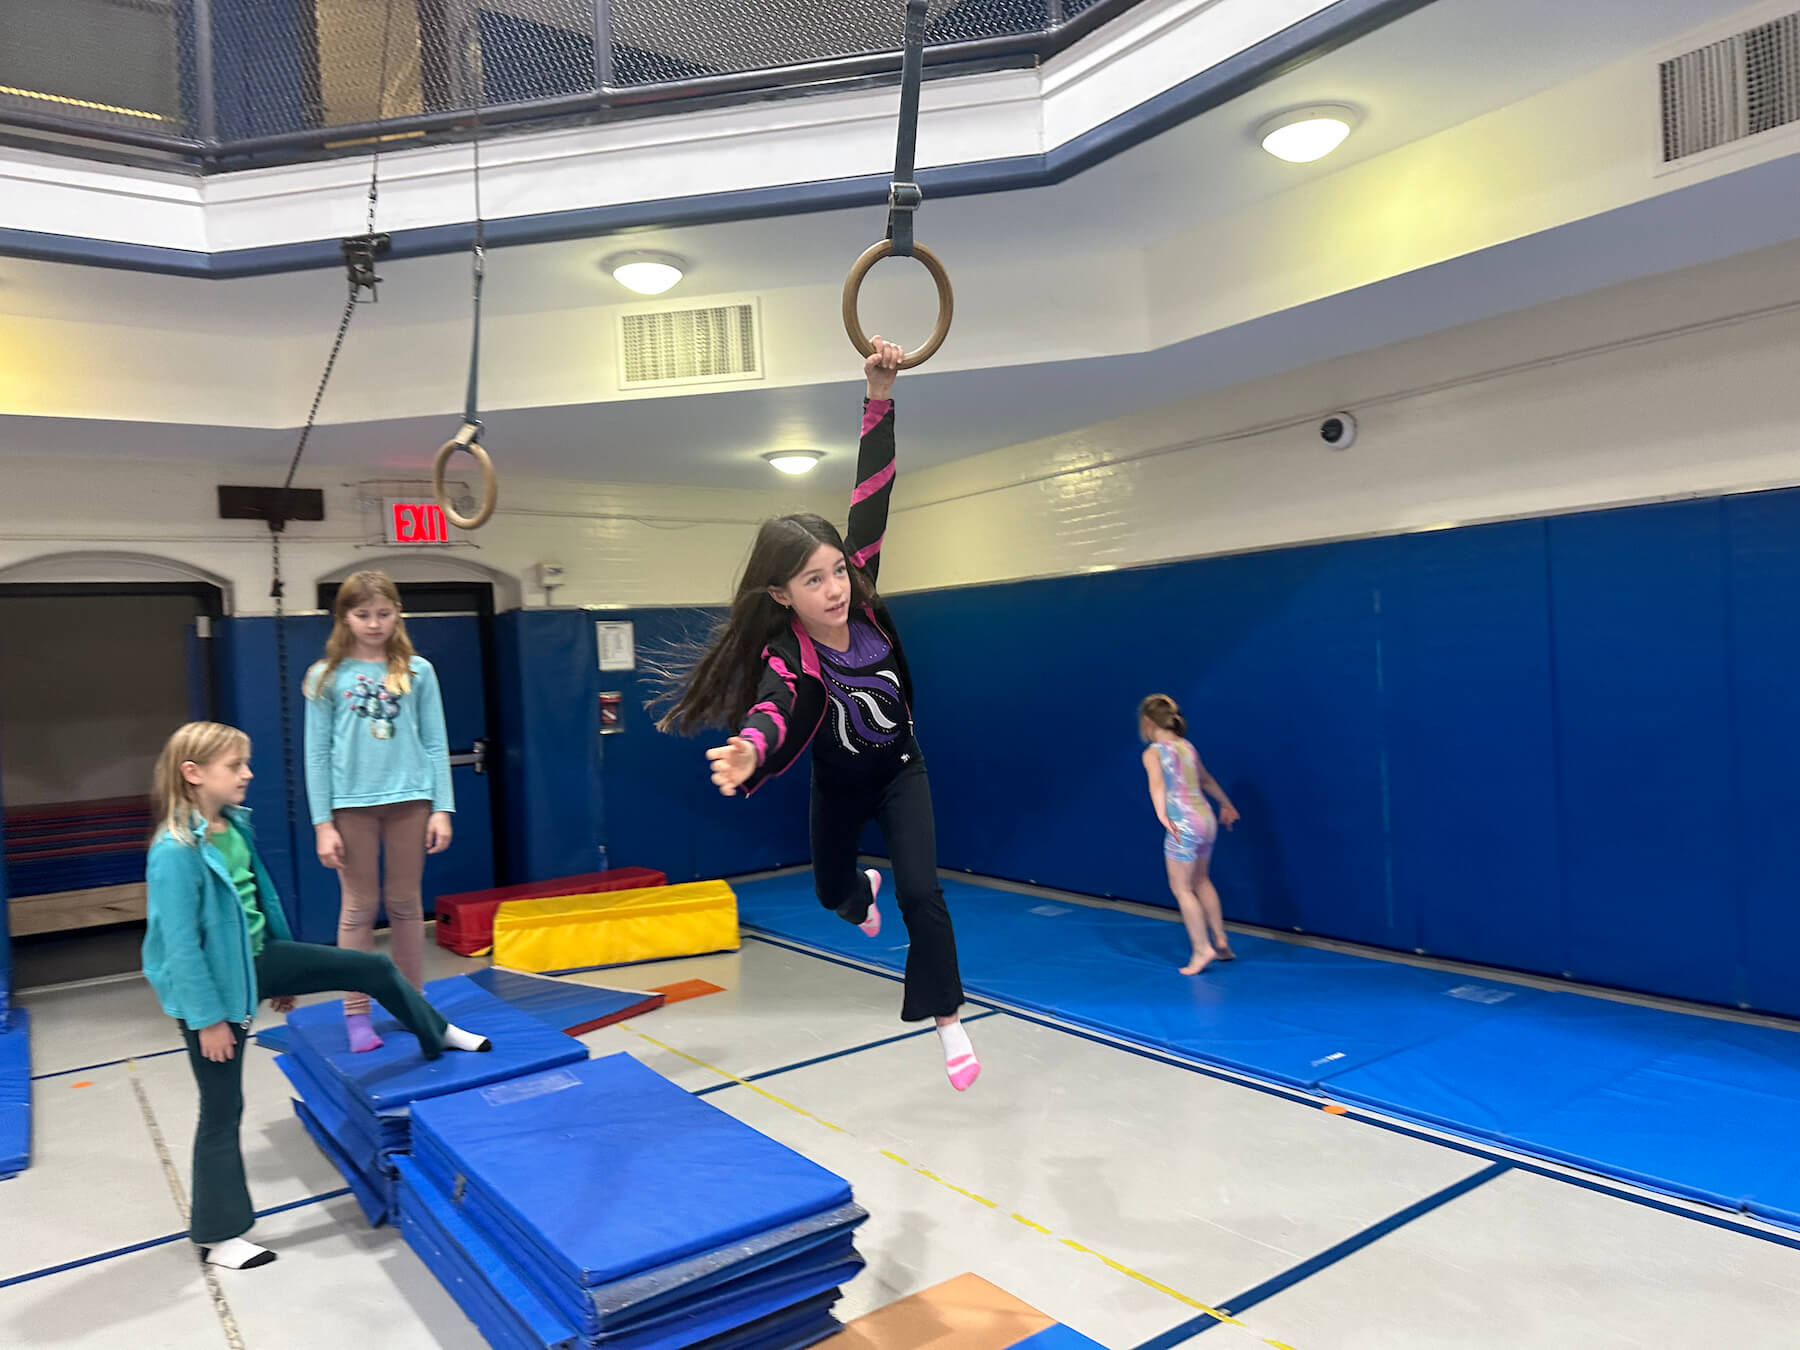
596;621;636;672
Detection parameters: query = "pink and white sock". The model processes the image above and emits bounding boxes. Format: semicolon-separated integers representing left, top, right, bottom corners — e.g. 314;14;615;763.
937;1019;980;1092
344;1011;383;1054
859;870;883;937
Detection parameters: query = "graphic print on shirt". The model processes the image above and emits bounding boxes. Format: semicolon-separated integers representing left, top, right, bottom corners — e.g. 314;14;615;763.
819;621;909;757
345;673;403;740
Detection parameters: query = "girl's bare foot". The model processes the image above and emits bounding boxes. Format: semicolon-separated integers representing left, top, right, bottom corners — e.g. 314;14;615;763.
1180;948;1216;976
1214;946;1237;962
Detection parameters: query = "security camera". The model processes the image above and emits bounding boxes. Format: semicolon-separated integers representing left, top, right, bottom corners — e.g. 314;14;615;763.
1319;413;1357;450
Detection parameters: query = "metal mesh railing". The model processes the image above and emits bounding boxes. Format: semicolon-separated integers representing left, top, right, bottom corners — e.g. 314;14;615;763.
0;0;1137;164
0;0;191;138
608;0;1048;86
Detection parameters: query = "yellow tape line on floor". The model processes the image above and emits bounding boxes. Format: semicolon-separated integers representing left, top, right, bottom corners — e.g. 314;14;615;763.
623;1025;1298;1349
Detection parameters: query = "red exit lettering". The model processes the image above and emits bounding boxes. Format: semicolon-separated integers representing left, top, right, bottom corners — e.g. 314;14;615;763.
391;502;449;544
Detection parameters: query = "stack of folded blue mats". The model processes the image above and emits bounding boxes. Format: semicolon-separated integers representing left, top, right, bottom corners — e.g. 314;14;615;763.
397;1053;867;1349
274;974;588;1223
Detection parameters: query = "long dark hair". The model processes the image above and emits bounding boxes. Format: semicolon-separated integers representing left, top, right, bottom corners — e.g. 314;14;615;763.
656;514;876;734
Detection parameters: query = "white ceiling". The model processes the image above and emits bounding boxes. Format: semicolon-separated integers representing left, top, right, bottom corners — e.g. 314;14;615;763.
0;0;1776;491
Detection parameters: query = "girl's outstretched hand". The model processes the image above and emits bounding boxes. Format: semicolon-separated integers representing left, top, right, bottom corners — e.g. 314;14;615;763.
864;337;903;401
707;737;758;796
1219;802;1241;830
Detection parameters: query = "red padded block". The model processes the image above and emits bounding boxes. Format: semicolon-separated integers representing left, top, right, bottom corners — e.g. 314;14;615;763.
433;867;667;956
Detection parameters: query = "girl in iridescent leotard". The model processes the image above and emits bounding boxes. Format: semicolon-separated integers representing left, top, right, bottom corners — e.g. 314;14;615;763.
1139;694;1241;974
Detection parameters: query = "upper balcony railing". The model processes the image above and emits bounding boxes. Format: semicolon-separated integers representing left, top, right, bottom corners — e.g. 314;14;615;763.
0;0;1145;170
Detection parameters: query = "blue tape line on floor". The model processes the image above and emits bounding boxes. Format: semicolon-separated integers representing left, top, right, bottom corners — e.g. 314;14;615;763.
0;1187;352;1289
1129;1163;1513;1348
32;1045;186;1080
693;1010;1003;1097
739;931;999;1013
750;930;1800;1256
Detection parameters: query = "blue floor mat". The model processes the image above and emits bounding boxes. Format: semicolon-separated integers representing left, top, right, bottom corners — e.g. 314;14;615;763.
1013;1326;1109;1349
409;1054;856;1295
469;968;665;1036
282;974;588;1115
737;873;1800;1223
399;1052;857;1350
255;1024;292;1054
738;875;1542;1088
278;1053;393;1223
397;1157;584;1350
0;1009;30;1180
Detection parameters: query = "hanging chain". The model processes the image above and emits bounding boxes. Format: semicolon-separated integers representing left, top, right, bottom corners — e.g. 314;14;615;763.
268;0;401;898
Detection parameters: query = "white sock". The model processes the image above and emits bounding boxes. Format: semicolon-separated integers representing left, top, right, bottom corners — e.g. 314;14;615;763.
443;1022;491;1053
936;1020;973;1062
201;1236;276;1270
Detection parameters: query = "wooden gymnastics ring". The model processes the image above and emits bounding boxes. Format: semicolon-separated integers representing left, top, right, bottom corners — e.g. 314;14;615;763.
841;240;954;370
433;421;498;531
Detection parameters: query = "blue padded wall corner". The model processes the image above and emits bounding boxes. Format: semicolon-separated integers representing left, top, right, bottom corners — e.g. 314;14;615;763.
495;610;607;885
0;717;11;1029
213;614;338;944
587;607;811;884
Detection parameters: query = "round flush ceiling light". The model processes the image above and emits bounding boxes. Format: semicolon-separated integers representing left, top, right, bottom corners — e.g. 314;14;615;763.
603;251;687;295
762;450;824;476
1257;105;1360;163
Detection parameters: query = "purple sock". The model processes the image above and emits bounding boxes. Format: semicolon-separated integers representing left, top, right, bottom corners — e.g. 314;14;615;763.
345;1011;383;1054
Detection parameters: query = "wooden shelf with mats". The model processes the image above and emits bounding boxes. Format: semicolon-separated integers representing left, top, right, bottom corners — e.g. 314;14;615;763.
8;883;147;937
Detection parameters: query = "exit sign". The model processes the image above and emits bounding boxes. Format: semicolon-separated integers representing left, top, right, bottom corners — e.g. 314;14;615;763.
385;499;450;545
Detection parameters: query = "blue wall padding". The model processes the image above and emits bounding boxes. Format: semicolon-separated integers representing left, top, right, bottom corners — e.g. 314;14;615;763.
1377;522;1564;976
495;610;608;885
213;615;331;942
0;742;10;1026
878;484;1800;1018
0;1009;30;1179
1723;491;1800;1019
577;608;810;883
741;874;1800;1223
1547;500;1738;1007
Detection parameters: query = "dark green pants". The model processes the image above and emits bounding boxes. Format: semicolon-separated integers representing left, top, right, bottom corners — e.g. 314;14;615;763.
182;940;448;1245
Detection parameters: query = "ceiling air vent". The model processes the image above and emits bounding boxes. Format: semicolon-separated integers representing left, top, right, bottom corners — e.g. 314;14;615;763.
618;300;763;389
1661;11;1800;162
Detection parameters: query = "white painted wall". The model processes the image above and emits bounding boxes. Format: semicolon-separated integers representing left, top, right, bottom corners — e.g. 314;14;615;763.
6;240;1800;613
0;453;836;612
877;251;1800;593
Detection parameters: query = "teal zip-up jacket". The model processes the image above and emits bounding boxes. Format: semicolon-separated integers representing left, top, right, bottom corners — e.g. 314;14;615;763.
142;805;295;1030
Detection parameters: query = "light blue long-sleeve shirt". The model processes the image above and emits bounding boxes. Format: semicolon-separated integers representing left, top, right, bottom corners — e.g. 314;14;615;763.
304;655;455;825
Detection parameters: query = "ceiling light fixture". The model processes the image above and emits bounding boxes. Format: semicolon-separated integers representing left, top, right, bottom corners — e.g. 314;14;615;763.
603;250;687;295
1257;105;1360;163
762;450;824;476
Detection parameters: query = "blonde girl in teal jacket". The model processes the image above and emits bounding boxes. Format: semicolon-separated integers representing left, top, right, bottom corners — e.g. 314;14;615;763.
142;722;490;1272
